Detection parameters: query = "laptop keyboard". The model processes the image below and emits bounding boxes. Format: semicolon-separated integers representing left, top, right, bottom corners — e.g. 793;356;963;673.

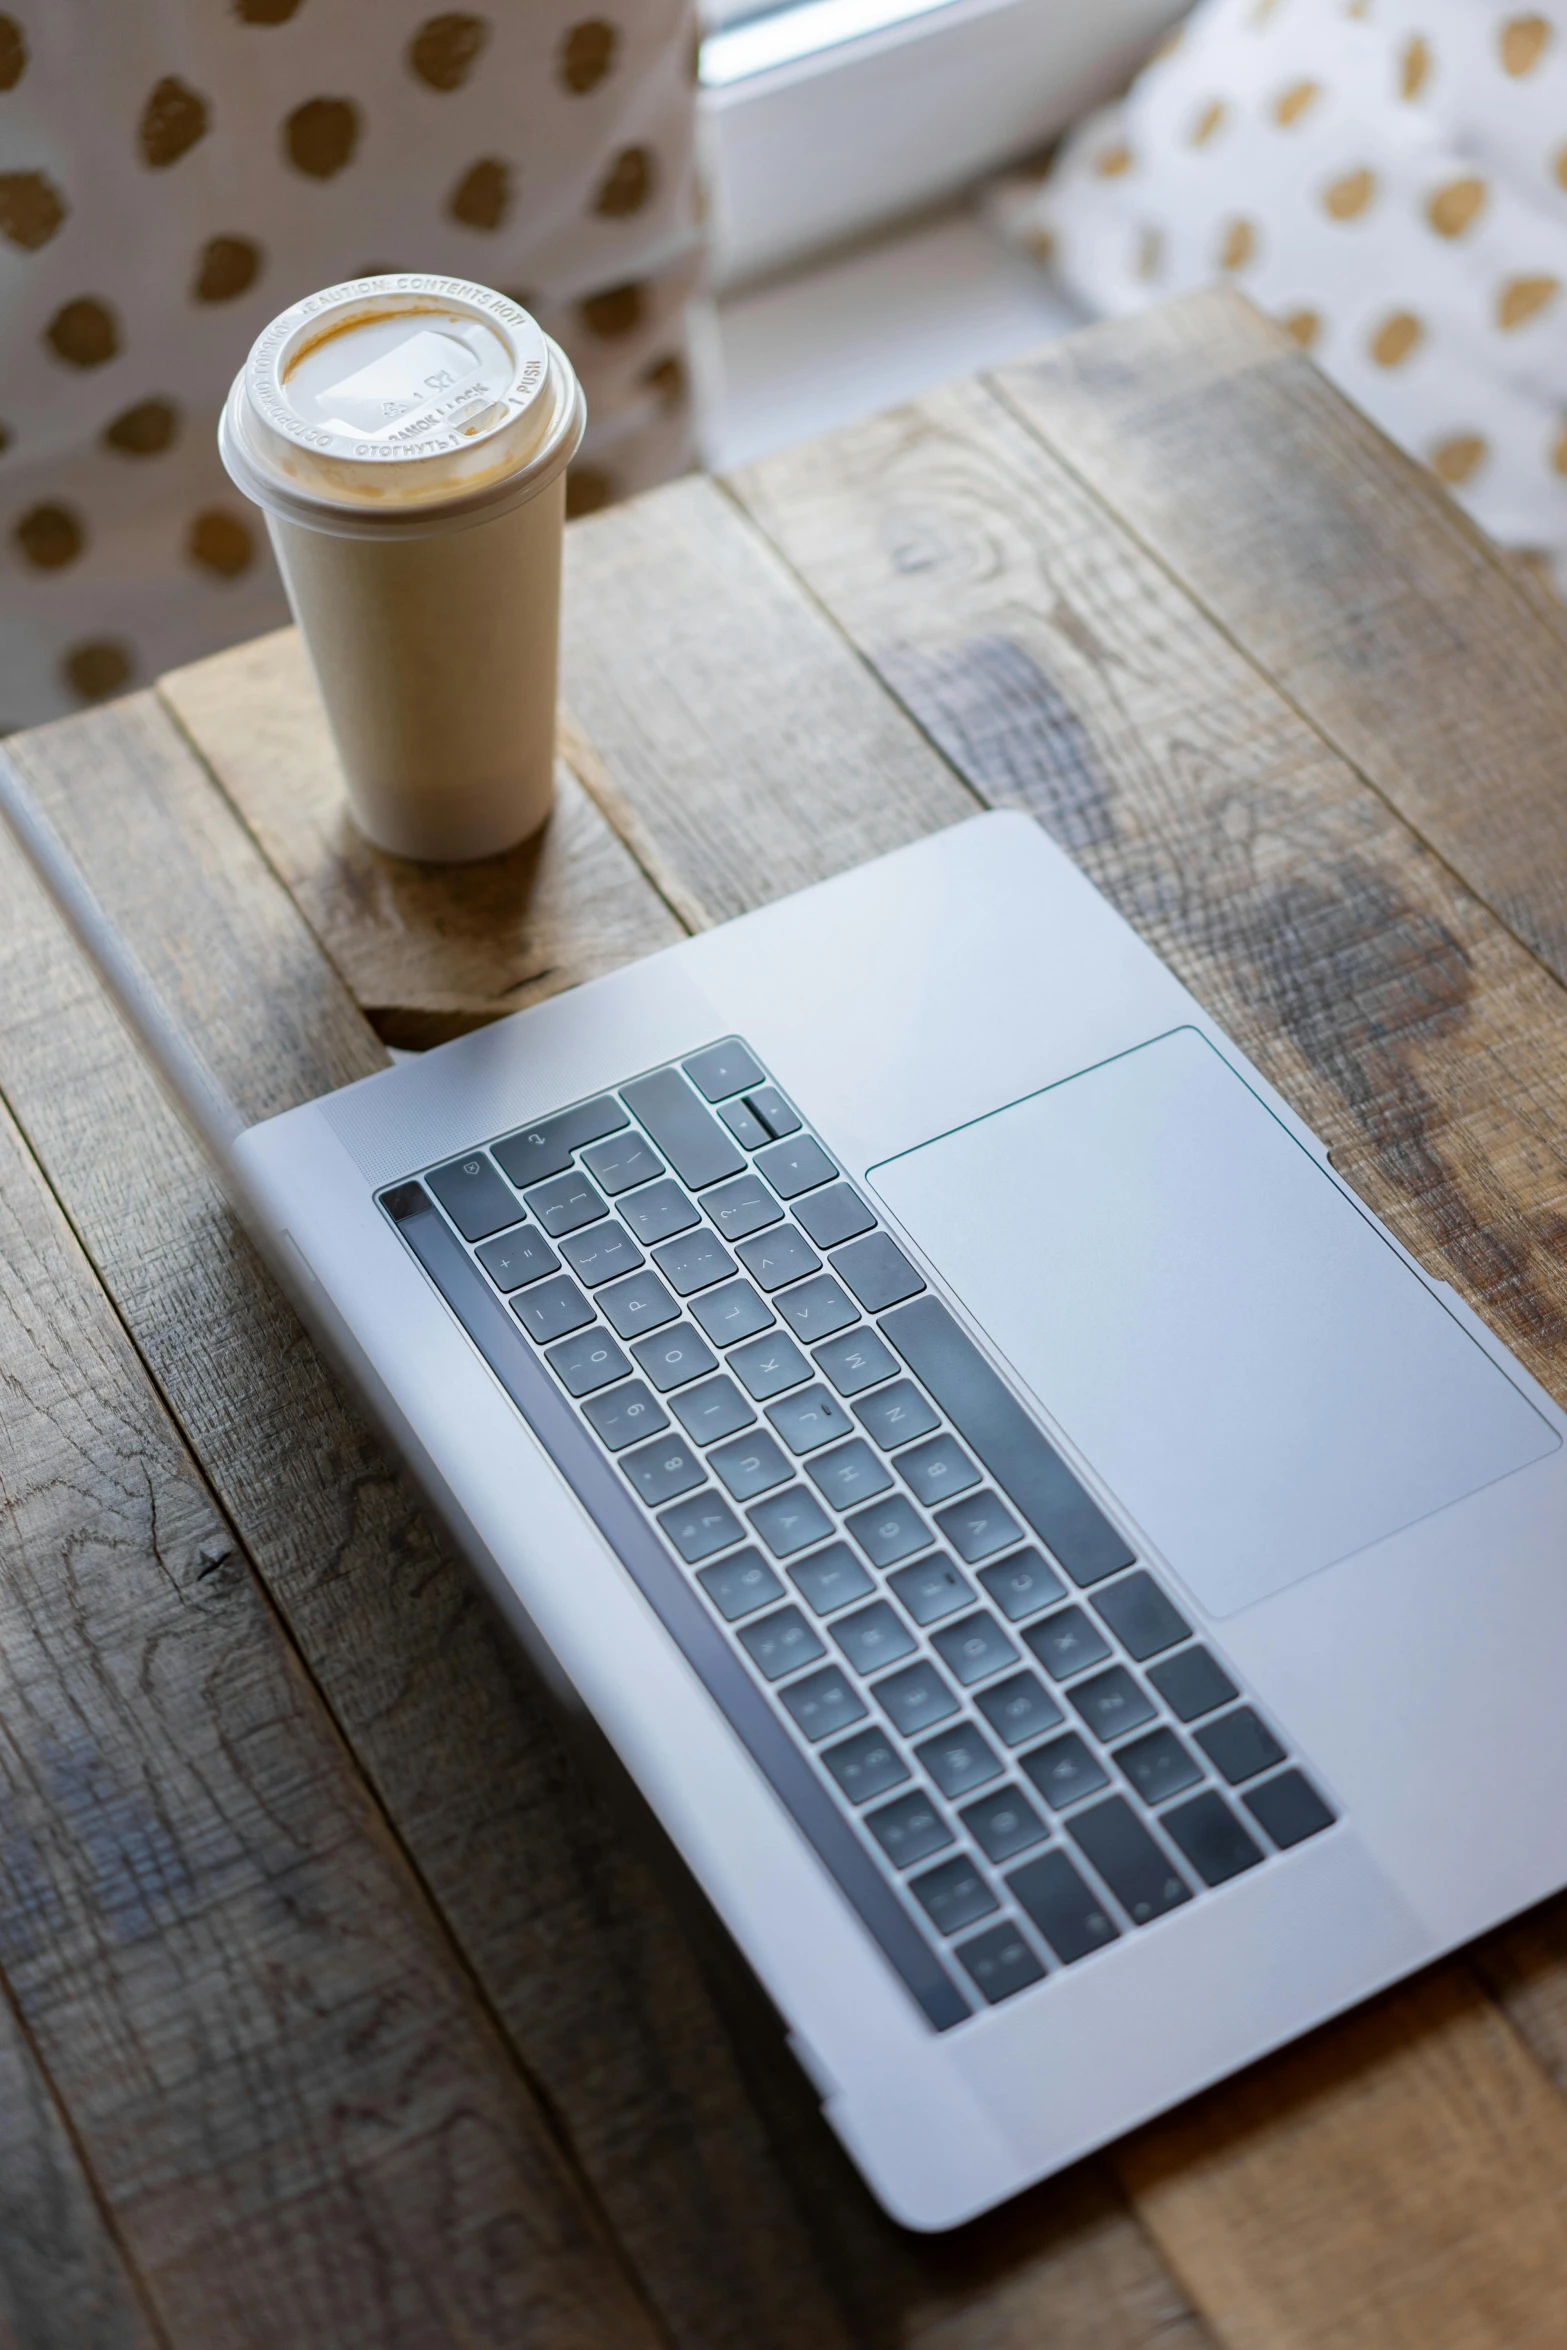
381;1040;1335;2028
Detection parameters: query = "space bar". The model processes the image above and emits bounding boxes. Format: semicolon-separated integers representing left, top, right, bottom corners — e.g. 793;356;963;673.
879;1296;1135;1587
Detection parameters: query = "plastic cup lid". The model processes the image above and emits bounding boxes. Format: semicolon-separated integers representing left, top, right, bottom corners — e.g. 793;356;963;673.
221;274;583;535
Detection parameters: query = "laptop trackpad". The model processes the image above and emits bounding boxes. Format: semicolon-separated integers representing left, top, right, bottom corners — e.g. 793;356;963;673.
870;1027;1556;1617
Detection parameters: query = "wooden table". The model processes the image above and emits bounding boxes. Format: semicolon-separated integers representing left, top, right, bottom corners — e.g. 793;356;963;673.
9;287;1567;2349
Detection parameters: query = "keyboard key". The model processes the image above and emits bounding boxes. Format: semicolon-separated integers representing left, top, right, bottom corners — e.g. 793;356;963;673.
1020;1733;1110;1812
956;1921;1047;2003
701;1172;782;1242
1090;1570;1188;1661
697;1547;783;1620
1024;1606;1112;1682
659;1492;745;1564
720;1097;770;1149
789;1541;875;1615
775;1275;858;1342
807;1438;892;1511
766;1383;854;1451
620;1434;705;1507
779;1666;866;1742
846;1495;930;1568
916;1721;1003;1799
1115;1728;1203;1809
653;1227;737;1296
620;1179;700;1245
1148;1646;1240;1723
735;1227;821;1292
747;1486;836;1558
975;1671;1064;1748
493;1096;625;1187
882;1296;1135;1586
931;1612;1019;1688
961;1785;1050;1864
1163;1791;1266;1886
682;1039;765;1102
631;1323;717;1391
1243;1770;1336;1848
691;1278;774;1348
979;1549;1068;1623
1068;1798;1192;1926
886;1556;973;1627
583;1380;668;1451
874;1660;959;1737
1068;1666;1157;1746
834;1231;924;1310
581;1131;664;1196
831;1599;917;1676
821;1726;908;1803
476;1223;560;1291
756;1134;838;1199
1195;1707;1287;1787
513;1275;594;1344
602;1270;680;1340
729;1333;812;1404
936;1492;1024;1565
428;1151;521;1241
898;1433;981;1509
670;1374;754;1446
853;1379;939;1451
560;1220;644;1287
623;1067;746;1189
911;1855;997;1937
1008;1850;1120;1963
866;1790;951;1869
795;1183;876;1248
545;1327;631;1397
814;1327;899;1397
709;1430;792;1501
738;1605;826;1681
525;1169;609;1238
746;1085;801;1139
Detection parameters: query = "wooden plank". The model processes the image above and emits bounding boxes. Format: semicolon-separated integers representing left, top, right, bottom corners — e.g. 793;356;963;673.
719;373;1567;2341
1121;1973;1567;2350
0;1049;657;2347
560;475;981;924
991;287;1567;990
0;1991;159;2350
0;694;860;2350
159;628;684;1050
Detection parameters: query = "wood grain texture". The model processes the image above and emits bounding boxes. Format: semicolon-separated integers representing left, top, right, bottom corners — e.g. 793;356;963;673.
158;627;683;1051
0;1988;159;2350
1121;1974;1567;2350
992;287;1567;989
725;371;1567;2345
0;698;861;2350
560;474;981;925
0;1063;655;2349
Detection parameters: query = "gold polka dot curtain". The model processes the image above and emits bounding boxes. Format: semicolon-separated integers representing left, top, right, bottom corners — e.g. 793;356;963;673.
997;0;1567;565
0;0;704;724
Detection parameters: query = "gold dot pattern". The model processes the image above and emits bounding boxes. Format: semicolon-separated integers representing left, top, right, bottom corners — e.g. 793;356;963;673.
0;0;701;718
408;14;490;91
1010;0;1567;563
139;77;210;170
1427;177;1486;237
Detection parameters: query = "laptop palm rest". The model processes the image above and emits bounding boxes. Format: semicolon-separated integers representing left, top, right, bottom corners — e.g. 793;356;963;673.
870;1026;1556;1618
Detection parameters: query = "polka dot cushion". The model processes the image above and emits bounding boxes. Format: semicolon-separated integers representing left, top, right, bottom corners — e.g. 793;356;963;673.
0;0;703;726
1001;0;1567;561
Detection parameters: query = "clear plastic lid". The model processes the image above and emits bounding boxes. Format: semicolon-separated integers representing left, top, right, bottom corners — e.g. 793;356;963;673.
220;274;584;537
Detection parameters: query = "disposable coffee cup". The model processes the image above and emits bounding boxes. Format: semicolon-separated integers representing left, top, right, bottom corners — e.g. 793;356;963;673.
220;274;585;862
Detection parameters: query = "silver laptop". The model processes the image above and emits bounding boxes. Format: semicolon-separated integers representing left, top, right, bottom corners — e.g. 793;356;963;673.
17;792;1567;2230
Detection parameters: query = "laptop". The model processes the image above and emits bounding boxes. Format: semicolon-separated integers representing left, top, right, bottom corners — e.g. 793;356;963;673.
12;784;1567;2231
